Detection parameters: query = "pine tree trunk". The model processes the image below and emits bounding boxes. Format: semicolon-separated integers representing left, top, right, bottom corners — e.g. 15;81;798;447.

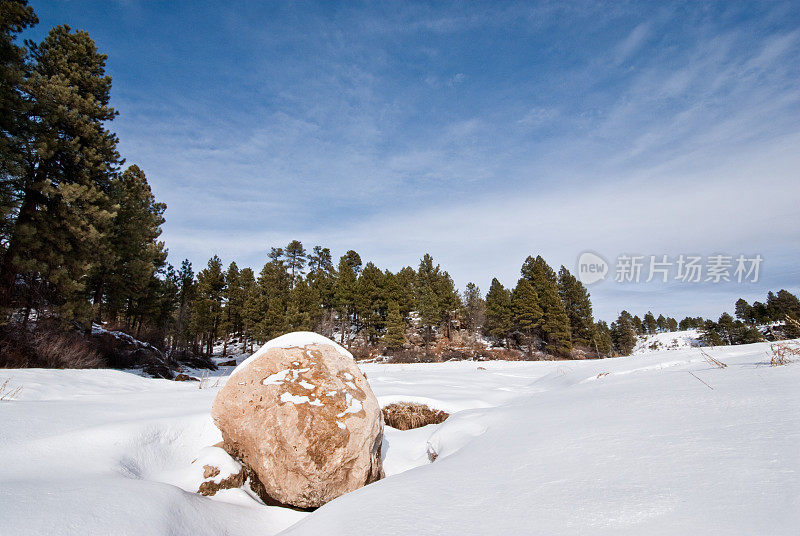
340;310;346;345
92;275;105;323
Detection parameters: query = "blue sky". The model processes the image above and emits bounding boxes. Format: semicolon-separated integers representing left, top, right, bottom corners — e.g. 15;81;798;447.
26;1;800;320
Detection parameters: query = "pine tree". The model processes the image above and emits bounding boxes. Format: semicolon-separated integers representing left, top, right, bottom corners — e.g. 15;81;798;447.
557;266;595;347
511;278;542;356
171;259;194;353
734;298;753;324
521;256;572;357
594;320;613;356
461;282;485;332
284;240;306;288
700;319;724;346
656;314;666;332
415;254;458;340
341;250;362;275
287;277;316;332
220;262;243;356
632;315;644;335
484;278;512;345
0;24;122;321
771;289;800;337
87;164;166;324
717;312;735;344
252;256;291;341
192;256;226;355
383;300;406;350
307;245;335;313
238;267;257;351
308;246;331;274
417;283;439;351
436;271;460;339
750;301;770;324
357;262;386;343
392;266;417;316
643;311;657;334
611;311;636;356
1;1;38;242
334;254;358;346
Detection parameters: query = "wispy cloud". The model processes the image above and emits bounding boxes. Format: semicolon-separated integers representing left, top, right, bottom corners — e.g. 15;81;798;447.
67;0;799;320
614;22;651;64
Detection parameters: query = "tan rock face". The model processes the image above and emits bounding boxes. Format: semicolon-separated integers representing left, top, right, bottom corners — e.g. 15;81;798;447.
211;338;384;508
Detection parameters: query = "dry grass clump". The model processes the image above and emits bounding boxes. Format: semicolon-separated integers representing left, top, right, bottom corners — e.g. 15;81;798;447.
0;378;22;401
769;341;800;366
382;402;449;430
700;348;727;369
32;329;105;368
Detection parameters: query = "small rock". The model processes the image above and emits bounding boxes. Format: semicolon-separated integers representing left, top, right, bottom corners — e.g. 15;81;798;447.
192;446;246;497
174;373;198;382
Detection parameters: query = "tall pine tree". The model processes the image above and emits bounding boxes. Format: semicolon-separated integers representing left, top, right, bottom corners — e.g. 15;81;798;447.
511;278;542;356
484;278;512;346
1;24;122;321
557;266;595;347
521;256;572;357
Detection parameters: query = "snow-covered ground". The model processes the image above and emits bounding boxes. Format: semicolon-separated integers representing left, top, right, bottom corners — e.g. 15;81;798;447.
632;328;703;355
1;340;798;535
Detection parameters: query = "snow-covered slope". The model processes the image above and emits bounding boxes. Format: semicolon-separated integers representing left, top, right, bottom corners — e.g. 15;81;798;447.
632;328;703;355
1;341;798;535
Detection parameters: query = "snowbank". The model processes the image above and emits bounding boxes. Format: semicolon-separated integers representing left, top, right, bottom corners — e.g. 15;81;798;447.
633;328;703;355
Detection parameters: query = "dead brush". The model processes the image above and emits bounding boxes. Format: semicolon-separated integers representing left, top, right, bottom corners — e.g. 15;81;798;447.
382;402;449;430
768;341;800;366
700;348;727;369
0;378;22;401
767;316;800;366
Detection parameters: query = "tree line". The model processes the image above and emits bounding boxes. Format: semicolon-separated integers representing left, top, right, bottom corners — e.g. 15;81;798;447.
174;247;607;360
604;289;800;355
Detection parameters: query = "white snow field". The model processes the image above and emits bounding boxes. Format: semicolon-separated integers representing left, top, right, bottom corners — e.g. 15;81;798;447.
1;340;798;535
632;328;703;355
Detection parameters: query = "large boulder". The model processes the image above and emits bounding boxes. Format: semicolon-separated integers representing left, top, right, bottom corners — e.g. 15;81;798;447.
211;332;384;508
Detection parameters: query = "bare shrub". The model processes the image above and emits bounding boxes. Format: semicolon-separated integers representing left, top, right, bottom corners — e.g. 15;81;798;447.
350;342;382;362
33;329;104;368
385;346;434;363
0;321;104;369
0;378;22;401
382;402;449;430
483;347;527;361
769;341;800;366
